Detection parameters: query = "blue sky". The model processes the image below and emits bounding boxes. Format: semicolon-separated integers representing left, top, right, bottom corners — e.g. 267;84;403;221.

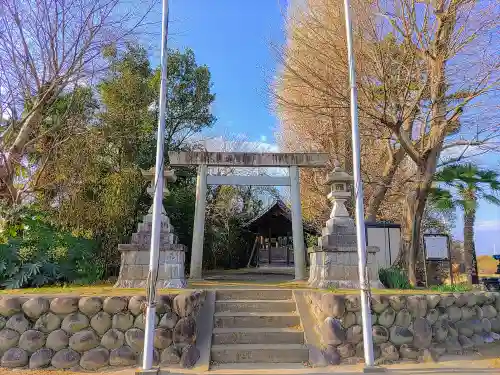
143;0;499;255
145;0;286;143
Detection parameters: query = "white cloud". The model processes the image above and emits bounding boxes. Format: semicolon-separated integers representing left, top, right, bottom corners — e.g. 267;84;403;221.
440;145;477;162
439;143;496;165
1;107;12;121
260;135;268;142
475;220;500;231
199;135;279;153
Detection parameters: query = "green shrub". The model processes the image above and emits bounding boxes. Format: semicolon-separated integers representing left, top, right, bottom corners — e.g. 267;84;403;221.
305;233;318;248
429;283;472;292
379;267;411;289
0;209;103;289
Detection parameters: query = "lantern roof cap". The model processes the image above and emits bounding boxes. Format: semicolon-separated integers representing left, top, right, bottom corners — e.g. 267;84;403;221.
326;161;353;183
141;167;176;182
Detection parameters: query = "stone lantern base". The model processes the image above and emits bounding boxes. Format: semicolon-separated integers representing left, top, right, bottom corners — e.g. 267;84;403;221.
308;247;383;289
307;210;384;289
115;214;187;289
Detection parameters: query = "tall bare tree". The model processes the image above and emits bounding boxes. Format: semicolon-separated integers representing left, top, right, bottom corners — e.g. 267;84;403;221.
275;0;416;226
0;0;154;205
276;0;499;284
373;0;499;284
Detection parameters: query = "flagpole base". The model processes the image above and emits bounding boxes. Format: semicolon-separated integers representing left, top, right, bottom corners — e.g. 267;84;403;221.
135;368;159;375
363;366;386;373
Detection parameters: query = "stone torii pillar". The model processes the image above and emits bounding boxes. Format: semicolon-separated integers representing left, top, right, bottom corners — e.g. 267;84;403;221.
190;164;208;280
290;165;306;280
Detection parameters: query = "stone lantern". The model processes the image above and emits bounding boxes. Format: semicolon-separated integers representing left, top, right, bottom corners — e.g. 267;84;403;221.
307;163;383;289
141;167;176;215
325;161;354;225
115;167;187;289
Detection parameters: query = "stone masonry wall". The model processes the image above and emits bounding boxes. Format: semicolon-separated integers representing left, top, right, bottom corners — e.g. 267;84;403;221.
305;291;500;365
0;291;205;370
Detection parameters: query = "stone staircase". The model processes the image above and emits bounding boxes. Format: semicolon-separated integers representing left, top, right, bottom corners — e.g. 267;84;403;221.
210;289;309;365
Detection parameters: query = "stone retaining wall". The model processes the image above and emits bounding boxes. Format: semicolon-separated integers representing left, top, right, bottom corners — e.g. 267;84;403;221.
305;291;500;365
0;291;205;370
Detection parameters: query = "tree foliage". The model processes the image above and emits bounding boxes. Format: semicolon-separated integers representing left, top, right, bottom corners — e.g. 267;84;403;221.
15;43;216;279
138;48;216;167
203;185;266;270
430;165;500;213
0;208;102;289
0;1;282;289
429;164;500;284
0;0;153;205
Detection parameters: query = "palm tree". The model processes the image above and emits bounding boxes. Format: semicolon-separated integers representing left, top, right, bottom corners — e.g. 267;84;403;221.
429;164;500;285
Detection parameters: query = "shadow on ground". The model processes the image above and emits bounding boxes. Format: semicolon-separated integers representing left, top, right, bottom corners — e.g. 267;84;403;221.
387;369;499;374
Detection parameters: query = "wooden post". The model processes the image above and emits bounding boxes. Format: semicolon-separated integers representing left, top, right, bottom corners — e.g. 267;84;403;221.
247;236;259;268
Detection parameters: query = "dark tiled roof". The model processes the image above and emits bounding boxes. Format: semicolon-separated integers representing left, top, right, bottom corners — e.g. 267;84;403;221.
244;199;318;234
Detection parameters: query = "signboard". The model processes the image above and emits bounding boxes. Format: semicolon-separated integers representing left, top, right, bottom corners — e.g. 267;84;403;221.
423;234;449;260
423;233;453;287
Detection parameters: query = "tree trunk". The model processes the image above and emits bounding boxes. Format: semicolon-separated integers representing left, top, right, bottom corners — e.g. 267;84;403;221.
463;189;478;284
366;148;405;221
395;3;452;286
471;245;479;284
0;94;53;204
398;192;427;286
396;155;438;286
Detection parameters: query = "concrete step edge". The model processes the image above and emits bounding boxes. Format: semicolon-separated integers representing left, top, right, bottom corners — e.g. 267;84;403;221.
211;344;307;350
213;327;303;333
214;311;299;317
209;363;308;371
215;288;295;291
215;290;294;300
215;299;295;303
212;328;305;345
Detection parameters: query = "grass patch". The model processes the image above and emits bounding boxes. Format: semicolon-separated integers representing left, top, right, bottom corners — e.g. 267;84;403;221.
429;283;472;293
0;284;186;296
0;283;434;295
379;267;411;289
0;276;483;296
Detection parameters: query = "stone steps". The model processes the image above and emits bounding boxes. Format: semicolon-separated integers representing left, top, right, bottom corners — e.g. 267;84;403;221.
210;363;307;371
214;312;301;329
215;299;296;313
210;344;309;364
215;289;293;301
210;289;308;366
212;327;305;345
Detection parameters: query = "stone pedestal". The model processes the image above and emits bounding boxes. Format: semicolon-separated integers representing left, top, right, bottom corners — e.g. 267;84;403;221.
115;214;187;288
115;167;187;289
307;164;383;289
308;247;382;289
308;219;382;289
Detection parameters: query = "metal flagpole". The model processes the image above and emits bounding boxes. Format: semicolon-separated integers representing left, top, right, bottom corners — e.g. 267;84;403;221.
142;0;170;370
342;0;375;368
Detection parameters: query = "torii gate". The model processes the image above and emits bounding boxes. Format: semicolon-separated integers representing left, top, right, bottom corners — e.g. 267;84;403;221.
169;151;329;280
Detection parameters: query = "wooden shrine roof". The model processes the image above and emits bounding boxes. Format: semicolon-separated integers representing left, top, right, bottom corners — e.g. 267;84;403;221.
244;199;318;235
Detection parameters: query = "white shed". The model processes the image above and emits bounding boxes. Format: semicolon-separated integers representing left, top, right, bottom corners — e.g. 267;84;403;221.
365;222;401;270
